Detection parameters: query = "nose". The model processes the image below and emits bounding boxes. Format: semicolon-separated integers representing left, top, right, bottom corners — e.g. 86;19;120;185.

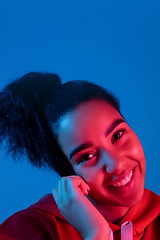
100;150;126;176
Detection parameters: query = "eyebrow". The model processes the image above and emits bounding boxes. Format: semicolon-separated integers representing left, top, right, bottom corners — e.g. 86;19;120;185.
105;118;125;137
69;118;125;160
69;142;93;160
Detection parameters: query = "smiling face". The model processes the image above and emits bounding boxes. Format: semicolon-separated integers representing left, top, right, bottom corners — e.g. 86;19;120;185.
57;100;146;208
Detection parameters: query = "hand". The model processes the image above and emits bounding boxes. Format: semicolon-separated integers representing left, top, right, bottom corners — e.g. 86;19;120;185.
52;176;110;240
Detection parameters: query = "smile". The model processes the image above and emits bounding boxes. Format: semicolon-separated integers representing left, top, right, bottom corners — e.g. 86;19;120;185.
111;170;133;187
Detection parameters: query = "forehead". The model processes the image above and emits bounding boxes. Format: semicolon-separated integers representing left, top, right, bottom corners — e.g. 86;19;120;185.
57;100;123;156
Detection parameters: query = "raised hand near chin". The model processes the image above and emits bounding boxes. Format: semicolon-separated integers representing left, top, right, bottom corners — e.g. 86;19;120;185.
52;176;111;240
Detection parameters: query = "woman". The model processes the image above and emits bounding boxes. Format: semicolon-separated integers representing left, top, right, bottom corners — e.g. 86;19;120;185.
0;72;159;240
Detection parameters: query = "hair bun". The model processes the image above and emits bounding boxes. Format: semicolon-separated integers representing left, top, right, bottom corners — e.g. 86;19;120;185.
11;72;62;109
0;72;62;165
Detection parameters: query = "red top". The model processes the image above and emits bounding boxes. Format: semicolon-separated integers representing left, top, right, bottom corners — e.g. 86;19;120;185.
0;188;160;240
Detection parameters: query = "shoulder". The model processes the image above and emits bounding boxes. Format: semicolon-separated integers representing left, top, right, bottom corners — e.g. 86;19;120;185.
0;194;60;239
138;189;160;221
133;189;160;231
143;188;160;209
0;194;82;240
143;214;160;239
0;203;59;239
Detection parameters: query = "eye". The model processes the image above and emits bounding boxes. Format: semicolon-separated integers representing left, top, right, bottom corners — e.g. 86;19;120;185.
112;128;126;144
77;152;96;165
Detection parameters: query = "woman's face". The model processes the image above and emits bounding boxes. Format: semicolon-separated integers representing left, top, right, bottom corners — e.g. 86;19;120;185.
57;100;146;207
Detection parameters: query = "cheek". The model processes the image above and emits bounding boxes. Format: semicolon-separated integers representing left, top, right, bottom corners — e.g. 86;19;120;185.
76;168;95;181
75;167;102;187
122;132;145;163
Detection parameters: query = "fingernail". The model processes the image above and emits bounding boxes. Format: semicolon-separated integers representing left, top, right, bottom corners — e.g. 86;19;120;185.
85;190;89;195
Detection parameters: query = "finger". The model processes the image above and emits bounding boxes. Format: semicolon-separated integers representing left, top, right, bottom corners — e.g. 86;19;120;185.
60;177;68;203
52;188;58;205
69;175;90;189
58;178;62;205
66;177;89;197
69;176;90;195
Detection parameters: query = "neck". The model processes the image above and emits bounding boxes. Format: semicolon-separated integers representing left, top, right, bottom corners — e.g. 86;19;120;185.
87;196;130;224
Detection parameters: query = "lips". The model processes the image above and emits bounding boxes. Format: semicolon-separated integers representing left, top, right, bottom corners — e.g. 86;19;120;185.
109;170;133;188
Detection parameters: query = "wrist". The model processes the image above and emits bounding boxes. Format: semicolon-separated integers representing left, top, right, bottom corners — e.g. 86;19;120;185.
84;228;110;240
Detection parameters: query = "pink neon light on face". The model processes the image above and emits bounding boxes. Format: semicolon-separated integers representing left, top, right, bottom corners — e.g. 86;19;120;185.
58;100;146;208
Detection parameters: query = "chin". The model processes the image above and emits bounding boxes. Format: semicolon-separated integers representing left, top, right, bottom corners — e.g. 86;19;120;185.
122;187;145;208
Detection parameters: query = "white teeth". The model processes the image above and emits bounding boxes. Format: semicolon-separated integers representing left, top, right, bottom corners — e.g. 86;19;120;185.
112;170;133;187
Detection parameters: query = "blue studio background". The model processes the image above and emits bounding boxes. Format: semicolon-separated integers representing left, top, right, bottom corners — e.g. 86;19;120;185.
0;0;160;224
